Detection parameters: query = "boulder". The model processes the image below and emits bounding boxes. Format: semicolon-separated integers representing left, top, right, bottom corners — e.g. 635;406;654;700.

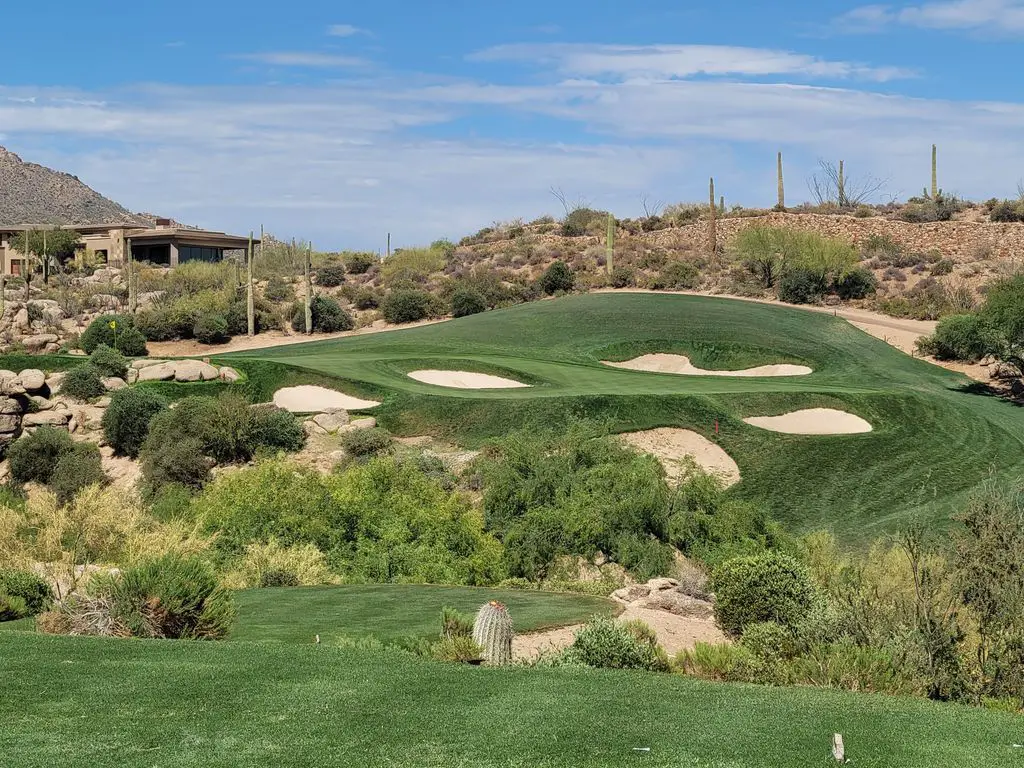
90;294;122;310
980;355;995;367
312;409;350;434
125;368;138;384
29;396;53;411
990;362;1019;380
219;366;241;383
132;359;167;369
339;417;377;433
13;308;29;331
43;342;61;355
647;577;680;592
45;372;66;392
641;591;715;620
95;397;112;408
22;333;58;353
174;360;220;383
136;363;176;382
611;584;652;604
102;377;127;391
303;420;326;436
18;369;45;392
0;397;22;434
23;410;71;427
0;371;24;396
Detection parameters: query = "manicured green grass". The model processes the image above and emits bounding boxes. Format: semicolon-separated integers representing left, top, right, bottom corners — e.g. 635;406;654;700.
228;293;1024;542
231;584;615;645
2;631;1020;767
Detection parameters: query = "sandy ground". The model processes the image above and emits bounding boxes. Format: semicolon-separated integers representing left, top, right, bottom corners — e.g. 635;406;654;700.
512;607;727;662
605;353;811;377
272;385;380;412
620;428;740;487
743;407;873;435
407;370;530;389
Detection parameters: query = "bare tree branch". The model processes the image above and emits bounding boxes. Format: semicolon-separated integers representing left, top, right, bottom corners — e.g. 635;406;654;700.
807;159;888;208
640;194;665;219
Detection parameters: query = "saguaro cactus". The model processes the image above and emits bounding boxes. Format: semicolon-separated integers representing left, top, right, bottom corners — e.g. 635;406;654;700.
838;160;847;208
605;213;614;275
246;232;255;337
931;144;938;199
708;177;717;254
719;195;725;215
304;244;313;334
472;600;513;666
777;151;785;209
127;237;137;314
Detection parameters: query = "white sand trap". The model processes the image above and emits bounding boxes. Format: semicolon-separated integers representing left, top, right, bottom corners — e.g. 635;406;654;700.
604;354;811;377
273;385;380;412
407;370;530;389
621;428;740;488
743;408;872;435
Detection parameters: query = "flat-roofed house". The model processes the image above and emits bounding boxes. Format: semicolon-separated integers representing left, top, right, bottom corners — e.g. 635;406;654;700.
0;219;255;275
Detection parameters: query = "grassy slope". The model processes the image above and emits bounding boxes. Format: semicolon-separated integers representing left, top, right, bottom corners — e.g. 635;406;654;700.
2;632;1020;768
231;585;615;644
229;293;1024;543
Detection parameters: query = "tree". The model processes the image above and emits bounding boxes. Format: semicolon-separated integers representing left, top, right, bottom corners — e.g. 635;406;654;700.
808;160;887;208
978;274;1024;372
9;229;81;285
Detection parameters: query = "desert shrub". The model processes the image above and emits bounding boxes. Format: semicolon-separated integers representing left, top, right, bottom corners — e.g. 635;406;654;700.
561;208;606;237
225;291;282;337
353;287;380;310
432;635;483;663
440;605;474;639
248;406;306;454
8;427;74;484
381;248;446;286
659;261;700;290
540;260;574;294
315;264;347;287
344;251;377;274
917;314;994;361
142;437;211;494
931;259;954;276
290;295;354;333
713;551;816;635
736;227;856;290
102;388;169;458
61;363;106;401
0;569;51;617
259;569;299;587
609;266;635;288
101;553;236;639
88;344;128;379
677;641;760;682
451;287;487;318
613;533;676;582
193;313;230;344
558;616;669;671
990;200;1024;223
740;620;795;661
263;276;294;303
0;592;29;621
80;314;147;355
381;289;432;324
339;427;393;457
51;442;105;506
777;267;828;304
834;268;877;300
223;539;334;589
898;195;963;223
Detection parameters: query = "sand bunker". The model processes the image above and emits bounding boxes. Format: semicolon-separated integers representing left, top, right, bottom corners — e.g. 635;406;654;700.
604;354;811;377
273;385;380;412
621;428;740;487
743;408;872;435
407;370;530;389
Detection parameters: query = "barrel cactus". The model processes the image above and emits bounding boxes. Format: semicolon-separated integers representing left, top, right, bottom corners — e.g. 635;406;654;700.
472;600;513;666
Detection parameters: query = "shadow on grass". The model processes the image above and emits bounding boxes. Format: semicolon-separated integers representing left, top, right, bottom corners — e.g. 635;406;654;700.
951;381;1024;407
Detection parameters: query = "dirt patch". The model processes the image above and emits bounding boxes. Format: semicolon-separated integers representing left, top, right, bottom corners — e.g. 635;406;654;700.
620;428;740;487
272;385;380;412
744;407;873;435
604;353;811;377
406;370;530;389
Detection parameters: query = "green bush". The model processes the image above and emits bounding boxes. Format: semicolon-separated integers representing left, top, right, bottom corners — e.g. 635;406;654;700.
193;313;231;345
740;620;795;661
263;276;294;303
541;261;574;295
339;427;393;457
258;569;300;588
0;592;29;622
248;406;306;454
8;427;74;484
142;437;211;494
561;208;606;237
89;344;128;379
80;314;147;356
451;287;487;318
777;268;828;304
834;268;877;300
61;364;106;401
225;292;282;337
315;264;347;287
931;259;954;277
103;553;236;639
313;295;353;333
713;551;815;635
102;388;169;458
432;635;483;663
609;266;635;288
990;200;1024;223
344;252;377;274
559;615;669;671
440;605;474;639
381;289;432;324
659;261;700;290
353;288;380;310
51;442;105;506
0;569;51;616
917;314;993;361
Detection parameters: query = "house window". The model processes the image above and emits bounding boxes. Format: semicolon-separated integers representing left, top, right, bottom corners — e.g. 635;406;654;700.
179;246;223;263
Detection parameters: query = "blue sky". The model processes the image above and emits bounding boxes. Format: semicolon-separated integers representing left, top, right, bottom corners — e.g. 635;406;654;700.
3;0;1023;250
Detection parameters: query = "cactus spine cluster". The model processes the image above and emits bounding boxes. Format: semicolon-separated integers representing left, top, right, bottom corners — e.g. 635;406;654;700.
777;151;785;209
472;600;513;666
605;213;614;275
708;177;717;254
931;144;938;198
304;244;313;334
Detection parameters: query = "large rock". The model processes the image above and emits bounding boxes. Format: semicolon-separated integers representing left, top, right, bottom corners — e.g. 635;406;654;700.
102;377;127;391
641;591;715;620
23;410;71;427
174;360;220;382
125;368;138;384
29;395;53;411
90;294;122;309
0;371;24;395
136;363;176;382
13;308;29;331
18;369;45;392
45;372;65;392
22;334;58;353
338;417;377;433
0;397;22;434
219;366;240;383
312;409;350;434
611;584;652;604
132;359;167;369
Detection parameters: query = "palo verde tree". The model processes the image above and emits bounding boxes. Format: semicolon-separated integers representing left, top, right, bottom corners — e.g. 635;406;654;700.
9;228;81;288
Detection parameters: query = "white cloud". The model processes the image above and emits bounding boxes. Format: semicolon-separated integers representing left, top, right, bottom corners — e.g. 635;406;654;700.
232;52;368;68
836;0;1024;34
327;24;367;37
470;43;918;82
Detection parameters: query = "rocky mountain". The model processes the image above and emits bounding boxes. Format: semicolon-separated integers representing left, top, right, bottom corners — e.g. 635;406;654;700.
0;147;150;227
